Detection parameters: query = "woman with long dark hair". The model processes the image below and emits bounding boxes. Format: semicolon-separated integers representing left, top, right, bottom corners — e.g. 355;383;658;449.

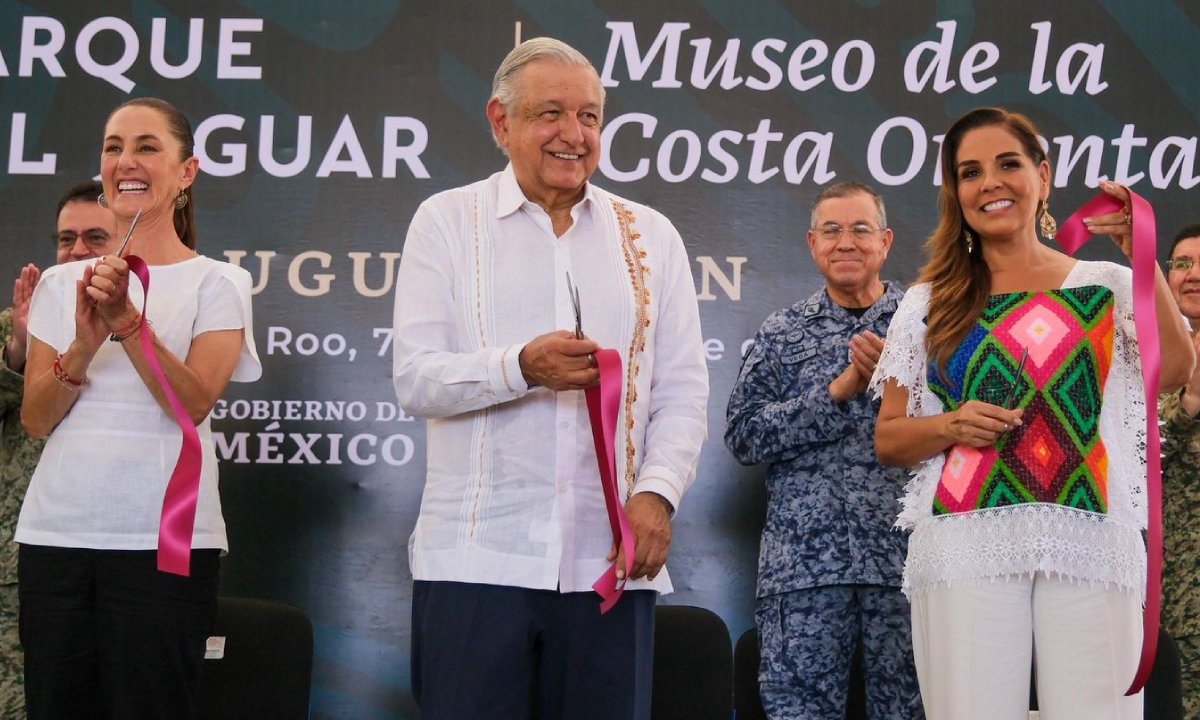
873;107;1193;719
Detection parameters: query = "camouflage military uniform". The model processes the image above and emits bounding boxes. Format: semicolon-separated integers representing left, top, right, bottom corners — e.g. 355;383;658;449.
0;307;37;716
1160;389;1200;719
726;283;922;719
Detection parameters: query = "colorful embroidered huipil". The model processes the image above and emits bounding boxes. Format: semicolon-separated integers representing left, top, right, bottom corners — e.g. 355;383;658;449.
927;287;1113;516
871;262;1148;597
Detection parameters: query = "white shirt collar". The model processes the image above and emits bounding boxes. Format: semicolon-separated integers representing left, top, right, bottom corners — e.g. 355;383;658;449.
496;163;597;220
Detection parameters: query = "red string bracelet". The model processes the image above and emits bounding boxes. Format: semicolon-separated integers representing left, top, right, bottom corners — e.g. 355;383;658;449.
52;352;87;389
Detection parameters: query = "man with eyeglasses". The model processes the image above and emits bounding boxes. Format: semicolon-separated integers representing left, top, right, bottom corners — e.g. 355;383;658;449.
726;182;922;719
1161;223;1200;719
0;180;116;716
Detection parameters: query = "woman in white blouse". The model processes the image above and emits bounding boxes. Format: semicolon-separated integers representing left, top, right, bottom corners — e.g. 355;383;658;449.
872;107;1192;720
17;97;260;720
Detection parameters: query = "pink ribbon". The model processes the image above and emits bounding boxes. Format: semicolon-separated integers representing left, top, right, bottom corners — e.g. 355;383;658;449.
586;348;635;613
1055;188;1160;695
126;256;204;577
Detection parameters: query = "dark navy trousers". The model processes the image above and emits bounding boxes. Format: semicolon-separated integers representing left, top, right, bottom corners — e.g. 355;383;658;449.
412;580;656;720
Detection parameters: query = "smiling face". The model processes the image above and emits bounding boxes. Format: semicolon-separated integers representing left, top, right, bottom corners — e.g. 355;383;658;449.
486;59;603;212
954;124;1050;244
806;191;892;305
1169;236;1200;323
55;199;118;264
100;104;198;224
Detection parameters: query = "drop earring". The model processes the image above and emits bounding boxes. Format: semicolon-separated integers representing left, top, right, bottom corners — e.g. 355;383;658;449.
1039;199;1057;241
964;229;975;254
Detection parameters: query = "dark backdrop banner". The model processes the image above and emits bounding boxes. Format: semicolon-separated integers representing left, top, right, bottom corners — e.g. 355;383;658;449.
2;1;1198;717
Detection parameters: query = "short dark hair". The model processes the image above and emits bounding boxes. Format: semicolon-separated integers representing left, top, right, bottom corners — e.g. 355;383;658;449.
810;181;888;229
56;180;104;218
1168;223;1200;259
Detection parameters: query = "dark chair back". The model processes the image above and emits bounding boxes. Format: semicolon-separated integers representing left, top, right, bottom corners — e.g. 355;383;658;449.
652;604;733;720
734;627;767;720
195;597;314;720
1145;630;1184;720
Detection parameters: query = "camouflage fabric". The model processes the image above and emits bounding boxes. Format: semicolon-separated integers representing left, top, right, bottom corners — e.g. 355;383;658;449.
756;587;923;720
727;284;920;719
1160;389;1200;713
1177;634;1200;720
0;584;19;717
725;283;909;595
0;307;41;585
0;308;29;716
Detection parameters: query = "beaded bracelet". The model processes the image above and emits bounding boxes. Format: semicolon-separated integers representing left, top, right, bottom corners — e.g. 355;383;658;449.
52;352;87;390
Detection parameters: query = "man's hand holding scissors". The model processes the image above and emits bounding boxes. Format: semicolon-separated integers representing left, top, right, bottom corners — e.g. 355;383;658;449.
517;273;600;391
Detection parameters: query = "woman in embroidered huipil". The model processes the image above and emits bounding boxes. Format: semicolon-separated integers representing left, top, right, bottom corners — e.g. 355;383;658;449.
871;107;1194;720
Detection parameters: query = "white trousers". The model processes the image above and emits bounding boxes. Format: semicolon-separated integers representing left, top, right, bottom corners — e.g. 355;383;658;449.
910;572;1143;720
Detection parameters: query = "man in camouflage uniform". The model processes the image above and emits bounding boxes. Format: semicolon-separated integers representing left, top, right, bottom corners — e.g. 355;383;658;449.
0;181;115;715
725;182;921;719
1162;222;1200;719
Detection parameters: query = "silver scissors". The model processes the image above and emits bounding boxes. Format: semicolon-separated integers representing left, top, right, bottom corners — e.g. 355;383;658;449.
566;271;583;339
115;208;143;258
1001;347;1030;410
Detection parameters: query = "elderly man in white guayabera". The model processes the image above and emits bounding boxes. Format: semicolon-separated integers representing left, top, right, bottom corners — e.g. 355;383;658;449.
392;37;708;720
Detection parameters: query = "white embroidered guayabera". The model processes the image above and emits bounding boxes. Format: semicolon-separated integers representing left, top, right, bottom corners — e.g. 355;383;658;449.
870;261;1148;598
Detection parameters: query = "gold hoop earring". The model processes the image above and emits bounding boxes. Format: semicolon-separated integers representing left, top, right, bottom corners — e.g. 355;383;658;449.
1040;199;1057;241
97;193;109;209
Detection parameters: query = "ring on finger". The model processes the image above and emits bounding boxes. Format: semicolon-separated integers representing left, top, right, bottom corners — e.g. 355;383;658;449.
1122;210;1132;225
587;353;596;369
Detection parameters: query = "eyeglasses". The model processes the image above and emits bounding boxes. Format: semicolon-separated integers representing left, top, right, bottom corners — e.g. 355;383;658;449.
1166;257;1196;272
813;223;884;242
55;231;112;250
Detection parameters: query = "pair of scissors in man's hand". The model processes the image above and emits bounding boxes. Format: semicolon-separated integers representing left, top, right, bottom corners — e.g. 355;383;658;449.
566;271;583;340
566;272;598;370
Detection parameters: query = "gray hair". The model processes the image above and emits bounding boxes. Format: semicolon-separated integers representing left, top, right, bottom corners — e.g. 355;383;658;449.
810;181;888;229
491;37;605;112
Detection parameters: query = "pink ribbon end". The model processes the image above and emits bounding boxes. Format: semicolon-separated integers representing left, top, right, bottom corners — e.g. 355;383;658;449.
127;256;204;579
1058;189;1161;694
586;349;634;613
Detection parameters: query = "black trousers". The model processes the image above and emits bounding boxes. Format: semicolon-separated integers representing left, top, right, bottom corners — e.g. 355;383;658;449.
412;580;657;720
18;544;220;720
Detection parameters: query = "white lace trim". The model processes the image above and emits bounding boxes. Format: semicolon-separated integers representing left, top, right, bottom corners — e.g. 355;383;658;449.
904;504;1146;598
871;262;1148;592
870;283;946;528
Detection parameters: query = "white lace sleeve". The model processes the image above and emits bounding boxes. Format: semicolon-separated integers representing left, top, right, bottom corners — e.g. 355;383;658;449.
1064;261;1146;530
870;284;930;405
870;283;946;528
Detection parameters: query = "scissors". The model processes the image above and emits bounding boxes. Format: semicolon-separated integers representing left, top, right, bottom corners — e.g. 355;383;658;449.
566;271;583;340
1000;347;1030;410
115;208;143;258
